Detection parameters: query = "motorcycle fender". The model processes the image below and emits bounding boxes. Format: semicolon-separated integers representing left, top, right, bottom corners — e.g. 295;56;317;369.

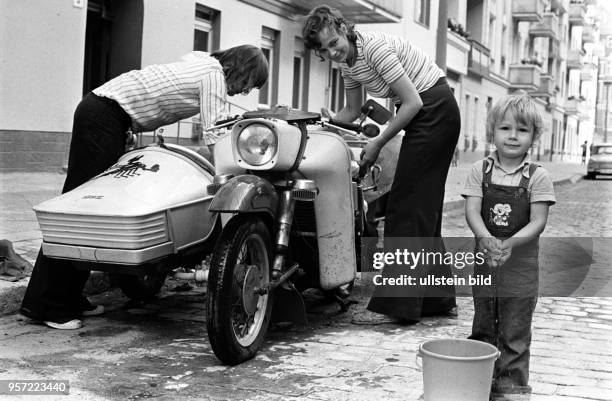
299;131;357;290
209;175;278;219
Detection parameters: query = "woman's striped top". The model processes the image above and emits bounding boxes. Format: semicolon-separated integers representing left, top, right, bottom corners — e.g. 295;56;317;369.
342;31;445;104
93;51;228;132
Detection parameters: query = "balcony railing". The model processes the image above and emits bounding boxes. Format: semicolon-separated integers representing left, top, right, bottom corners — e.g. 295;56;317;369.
468;40;490;77
509;64;541;91
581;68;595;81
569;3;586;25
446;30;471;75
512;0;545;22
529;13;559;40
582;25;596;43
532;75;555;97
566;49;585;69
565;97;587;118
600;73;612;84
247;0;403;23
551;0;569;13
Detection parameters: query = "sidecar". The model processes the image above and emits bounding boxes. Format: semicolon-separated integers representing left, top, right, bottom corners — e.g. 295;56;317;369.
33;143;219;300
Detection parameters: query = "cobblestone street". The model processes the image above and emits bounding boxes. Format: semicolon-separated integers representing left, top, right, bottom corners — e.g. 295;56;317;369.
1;174;611;401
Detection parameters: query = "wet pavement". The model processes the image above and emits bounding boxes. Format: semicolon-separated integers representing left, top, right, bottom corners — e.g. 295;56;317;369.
2;163;612;401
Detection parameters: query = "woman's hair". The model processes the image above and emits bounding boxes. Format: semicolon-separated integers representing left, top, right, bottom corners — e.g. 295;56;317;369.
212;45;268;89
301;5;357;57
486;93;543;144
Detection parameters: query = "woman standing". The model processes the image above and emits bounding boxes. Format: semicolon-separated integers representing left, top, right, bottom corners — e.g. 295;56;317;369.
20;45;268;330
302;5;459;324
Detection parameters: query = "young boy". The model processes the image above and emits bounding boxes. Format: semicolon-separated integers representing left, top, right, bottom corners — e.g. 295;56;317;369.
462;94;556;401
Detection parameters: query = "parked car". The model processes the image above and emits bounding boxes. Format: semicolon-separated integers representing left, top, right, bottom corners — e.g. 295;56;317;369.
587;143;612;179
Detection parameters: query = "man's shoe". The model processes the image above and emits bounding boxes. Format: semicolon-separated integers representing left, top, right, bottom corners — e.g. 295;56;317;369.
81;305;104;317
44;319;82;330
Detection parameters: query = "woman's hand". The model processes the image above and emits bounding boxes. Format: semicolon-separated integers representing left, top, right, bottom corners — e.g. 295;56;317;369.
358;140;383;176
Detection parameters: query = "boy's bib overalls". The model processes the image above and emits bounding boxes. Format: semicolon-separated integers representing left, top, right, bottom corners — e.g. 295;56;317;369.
470;160;539;396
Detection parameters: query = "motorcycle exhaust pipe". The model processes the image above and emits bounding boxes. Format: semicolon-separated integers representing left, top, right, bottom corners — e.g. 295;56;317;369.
172;269;209;283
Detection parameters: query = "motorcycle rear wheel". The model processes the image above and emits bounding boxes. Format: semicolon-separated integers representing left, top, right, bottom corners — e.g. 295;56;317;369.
207;215;273;365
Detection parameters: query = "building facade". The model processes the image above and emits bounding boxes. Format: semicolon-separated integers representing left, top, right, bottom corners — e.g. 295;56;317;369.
0;0;605;171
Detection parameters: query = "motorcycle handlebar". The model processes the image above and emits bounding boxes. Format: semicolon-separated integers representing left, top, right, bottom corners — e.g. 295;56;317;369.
214;115;240;126
328;119;361;132
328;119;380;138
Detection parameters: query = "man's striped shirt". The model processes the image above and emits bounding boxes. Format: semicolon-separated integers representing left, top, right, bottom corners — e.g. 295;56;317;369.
342;31;445;104
93;51;228;132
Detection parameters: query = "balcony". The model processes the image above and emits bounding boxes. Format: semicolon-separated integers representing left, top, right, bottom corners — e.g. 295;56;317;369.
565;97;587;119
566;49;585;69
551;0;569;13
509;64;541;91
529;13;559;40
446;30;471;75
532;75;555;97
247;0;403;23
512;0;545;22
468;40;490;78
582;25;596;43
581;67;595;81
569;2;587;25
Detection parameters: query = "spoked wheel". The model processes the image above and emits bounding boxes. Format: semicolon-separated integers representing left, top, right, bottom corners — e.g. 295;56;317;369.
110;263;167;301
206;216;273;365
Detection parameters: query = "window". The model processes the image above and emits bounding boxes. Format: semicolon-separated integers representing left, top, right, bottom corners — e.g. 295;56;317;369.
259;27;278;107
330;65;345;113
415;0;430;27
194;6;218;52
292;37;309;110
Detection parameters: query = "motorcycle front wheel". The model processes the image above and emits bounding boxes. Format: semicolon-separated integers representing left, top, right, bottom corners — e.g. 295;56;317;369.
206;215;273;365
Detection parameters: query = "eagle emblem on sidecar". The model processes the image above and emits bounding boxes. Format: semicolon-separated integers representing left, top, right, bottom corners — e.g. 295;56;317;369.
99;155;160;179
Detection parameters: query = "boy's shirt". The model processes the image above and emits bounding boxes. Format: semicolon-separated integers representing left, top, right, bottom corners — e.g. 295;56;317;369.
461;151;556;205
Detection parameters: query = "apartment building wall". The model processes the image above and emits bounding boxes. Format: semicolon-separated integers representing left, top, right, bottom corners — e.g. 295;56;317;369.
0;1;87;171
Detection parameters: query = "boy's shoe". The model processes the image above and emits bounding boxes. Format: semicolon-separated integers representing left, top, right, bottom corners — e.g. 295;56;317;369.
43;319;83;330
81;304;105;317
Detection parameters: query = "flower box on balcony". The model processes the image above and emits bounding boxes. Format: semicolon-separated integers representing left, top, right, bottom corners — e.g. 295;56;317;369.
509;64;541;91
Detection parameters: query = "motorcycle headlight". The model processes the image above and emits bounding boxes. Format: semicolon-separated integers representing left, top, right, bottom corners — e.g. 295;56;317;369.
236;123;278;166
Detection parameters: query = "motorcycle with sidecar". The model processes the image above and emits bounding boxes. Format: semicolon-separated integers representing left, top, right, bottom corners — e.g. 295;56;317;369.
33;100;396;365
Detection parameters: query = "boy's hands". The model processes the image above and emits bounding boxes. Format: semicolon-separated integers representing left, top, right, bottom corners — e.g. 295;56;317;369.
496;240;513;266
478;237;509;268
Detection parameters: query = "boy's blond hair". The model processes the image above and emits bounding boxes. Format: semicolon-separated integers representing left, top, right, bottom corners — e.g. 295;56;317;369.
486;93;543;145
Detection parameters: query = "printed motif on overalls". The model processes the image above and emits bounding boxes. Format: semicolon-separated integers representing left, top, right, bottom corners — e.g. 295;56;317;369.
489;203;512;227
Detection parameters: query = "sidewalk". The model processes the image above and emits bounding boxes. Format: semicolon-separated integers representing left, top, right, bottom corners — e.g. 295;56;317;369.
444;158;585;211
0;160;586;315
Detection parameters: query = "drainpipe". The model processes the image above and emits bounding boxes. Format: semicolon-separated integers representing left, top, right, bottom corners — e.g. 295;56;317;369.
436;0;448;72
